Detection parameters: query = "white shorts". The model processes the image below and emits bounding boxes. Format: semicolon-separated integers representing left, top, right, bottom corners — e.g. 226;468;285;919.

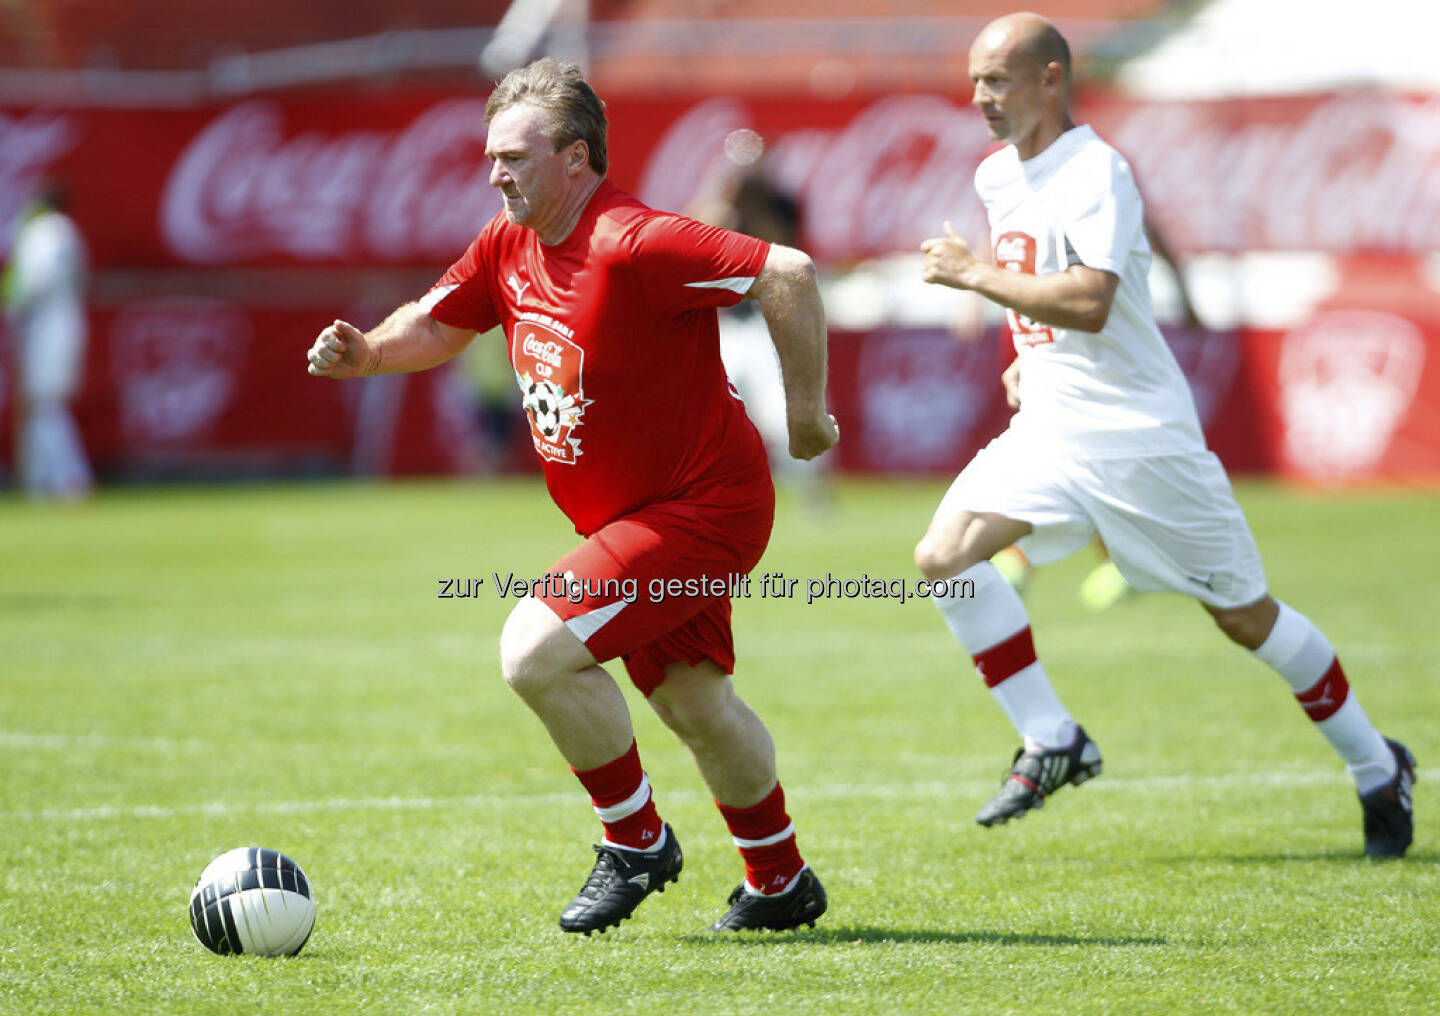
936;427;1268;608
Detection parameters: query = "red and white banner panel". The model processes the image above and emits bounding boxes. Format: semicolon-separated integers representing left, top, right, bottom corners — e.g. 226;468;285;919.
5;88;1440;264
3;85;1439;483
2;309;1437;483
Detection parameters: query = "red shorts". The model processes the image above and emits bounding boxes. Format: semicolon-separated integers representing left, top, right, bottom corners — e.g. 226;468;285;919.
537;488;773;696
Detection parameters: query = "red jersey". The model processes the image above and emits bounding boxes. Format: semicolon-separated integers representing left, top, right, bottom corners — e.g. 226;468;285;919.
423;181;773;535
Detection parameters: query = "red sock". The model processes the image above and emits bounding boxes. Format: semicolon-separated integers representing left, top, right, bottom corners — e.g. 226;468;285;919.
716;783;804;895
571;740;664;851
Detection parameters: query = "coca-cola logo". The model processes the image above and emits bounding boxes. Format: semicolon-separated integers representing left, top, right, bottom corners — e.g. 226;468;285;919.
160;99;500;265
521;335;564;368
0;110;78;254
637;91;1440;260
638;95;991;263
995;235;1029;264
1103;94;1440;253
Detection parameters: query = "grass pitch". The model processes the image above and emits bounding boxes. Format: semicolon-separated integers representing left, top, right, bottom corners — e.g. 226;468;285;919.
2;477;1437;1015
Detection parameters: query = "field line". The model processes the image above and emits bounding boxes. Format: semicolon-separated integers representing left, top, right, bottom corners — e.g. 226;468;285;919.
0;732;206;751
6;768;1434;824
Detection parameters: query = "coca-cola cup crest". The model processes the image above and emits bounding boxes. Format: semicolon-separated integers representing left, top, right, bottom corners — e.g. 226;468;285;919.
111;297;252;445
857;327;990;472
1277;309;1425;479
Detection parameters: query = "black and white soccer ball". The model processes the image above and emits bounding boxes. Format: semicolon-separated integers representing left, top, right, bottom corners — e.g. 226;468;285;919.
188;847;315;956
522;379;564;438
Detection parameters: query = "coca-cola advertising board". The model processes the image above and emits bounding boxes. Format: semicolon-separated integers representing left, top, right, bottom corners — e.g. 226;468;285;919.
0;297;482;480
3;85;1439;483
6;88;1440;266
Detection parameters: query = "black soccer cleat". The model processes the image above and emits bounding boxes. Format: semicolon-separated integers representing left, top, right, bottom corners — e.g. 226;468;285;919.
710;868;827;932
976;725;1102;827
559;824;683;935
1359;738;1416;859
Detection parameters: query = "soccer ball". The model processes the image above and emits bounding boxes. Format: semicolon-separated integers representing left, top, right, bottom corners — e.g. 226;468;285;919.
188;847;315;957
522;379;564;438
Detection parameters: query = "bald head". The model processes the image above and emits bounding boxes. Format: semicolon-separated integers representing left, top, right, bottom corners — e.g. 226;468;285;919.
974;12;1072;92
968;12;1075;159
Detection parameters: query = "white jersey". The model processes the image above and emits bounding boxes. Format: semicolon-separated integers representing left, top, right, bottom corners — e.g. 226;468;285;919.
5;209;88;402
976;124;1203;458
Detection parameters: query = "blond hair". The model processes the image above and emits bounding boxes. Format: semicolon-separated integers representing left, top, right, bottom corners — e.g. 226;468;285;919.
486;58;608;175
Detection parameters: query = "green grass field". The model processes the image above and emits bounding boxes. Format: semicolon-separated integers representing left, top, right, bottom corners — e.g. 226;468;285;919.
3;478;1437;1015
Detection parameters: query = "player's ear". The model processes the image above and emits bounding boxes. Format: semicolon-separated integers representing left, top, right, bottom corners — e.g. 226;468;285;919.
565;139;589;175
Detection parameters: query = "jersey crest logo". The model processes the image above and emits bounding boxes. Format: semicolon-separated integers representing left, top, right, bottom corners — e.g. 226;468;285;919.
512;320;590;465
994;231;1055;347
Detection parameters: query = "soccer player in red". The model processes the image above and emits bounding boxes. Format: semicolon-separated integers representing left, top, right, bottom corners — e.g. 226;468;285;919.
306;58;838;933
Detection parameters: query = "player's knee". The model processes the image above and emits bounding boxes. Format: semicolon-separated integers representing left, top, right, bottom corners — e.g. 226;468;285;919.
498;600;567;696
497;615;538;694
1205;601;1272;650
649;671;733;744
914;534;963;581
648;695;698;741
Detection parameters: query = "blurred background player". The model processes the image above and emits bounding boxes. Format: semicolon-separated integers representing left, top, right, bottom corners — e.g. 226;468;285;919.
691;151;832;512
914;13;1414;857
307;58;839;932
2;178;92;502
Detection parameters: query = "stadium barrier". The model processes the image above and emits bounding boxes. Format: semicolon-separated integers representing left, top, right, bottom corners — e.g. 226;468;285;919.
1;311;1437;483
2;87;1437;483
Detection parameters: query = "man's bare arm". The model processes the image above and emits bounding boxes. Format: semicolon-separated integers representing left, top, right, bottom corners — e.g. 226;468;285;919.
921;222;1118;333
746;244;839;460
307;302;477;379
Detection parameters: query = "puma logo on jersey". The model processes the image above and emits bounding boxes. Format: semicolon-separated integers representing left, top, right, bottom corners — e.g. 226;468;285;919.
506;274;531;302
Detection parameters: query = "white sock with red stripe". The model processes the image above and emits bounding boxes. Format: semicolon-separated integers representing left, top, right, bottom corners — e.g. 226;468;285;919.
931;561;1077;748
1252;601;1395;792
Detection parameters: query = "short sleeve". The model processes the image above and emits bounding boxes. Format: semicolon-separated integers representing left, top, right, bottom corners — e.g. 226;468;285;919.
1058;153;1145;277
421;228;500;333
623;213;771;313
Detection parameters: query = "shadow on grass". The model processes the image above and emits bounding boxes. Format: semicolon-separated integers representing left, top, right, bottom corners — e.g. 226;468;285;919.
679;925;1166;948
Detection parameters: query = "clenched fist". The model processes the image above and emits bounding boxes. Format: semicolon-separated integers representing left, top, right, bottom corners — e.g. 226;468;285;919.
788;411;841;461
920;221;980;290
307;320;376;379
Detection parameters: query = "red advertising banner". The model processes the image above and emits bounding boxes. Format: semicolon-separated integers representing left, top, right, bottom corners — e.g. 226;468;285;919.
1087;91;1440;256
6;91;969;268
0;300;483;481
7;88;1440;267
8;308;1433;485
1242;311;1440;483
3;86;1439;485
1;95;501;268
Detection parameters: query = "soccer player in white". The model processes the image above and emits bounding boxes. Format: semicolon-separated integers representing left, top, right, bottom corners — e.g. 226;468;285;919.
3;180;92;502
914;12;1415;856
